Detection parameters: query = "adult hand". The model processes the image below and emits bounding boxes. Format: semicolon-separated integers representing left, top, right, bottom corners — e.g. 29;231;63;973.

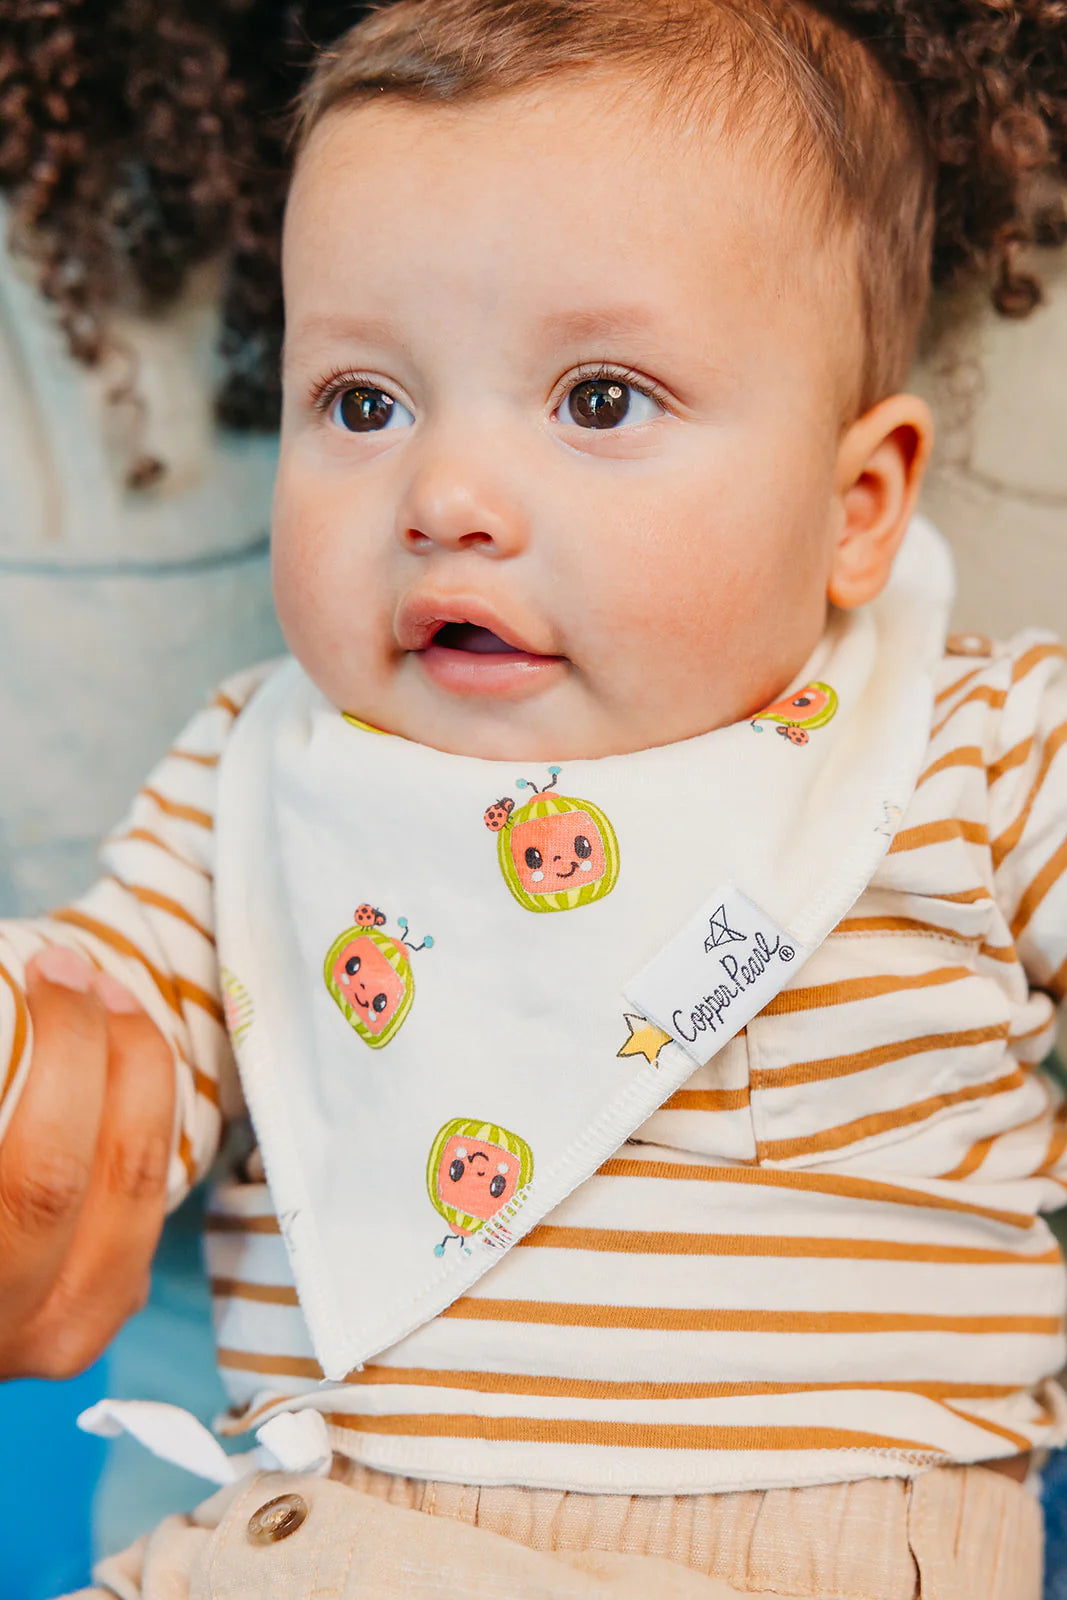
0;947;175;1379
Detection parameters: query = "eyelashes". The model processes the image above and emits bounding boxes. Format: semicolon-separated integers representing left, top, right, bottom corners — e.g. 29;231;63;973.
554;363;671;415
308;368;383;413
306;363;672;419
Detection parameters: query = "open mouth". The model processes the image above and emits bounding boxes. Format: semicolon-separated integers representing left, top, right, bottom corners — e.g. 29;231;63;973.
431;622;525;655
402;600;568;699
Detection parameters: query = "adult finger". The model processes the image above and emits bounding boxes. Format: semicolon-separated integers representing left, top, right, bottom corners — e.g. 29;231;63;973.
0;949;109;1361
31;981;176;1377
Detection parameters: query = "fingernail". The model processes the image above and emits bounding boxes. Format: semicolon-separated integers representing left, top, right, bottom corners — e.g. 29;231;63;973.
32;946;94;993
93;971;141;1015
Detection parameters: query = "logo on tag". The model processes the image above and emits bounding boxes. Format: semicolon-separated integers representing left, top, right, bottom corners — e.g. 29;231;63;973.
704;905;747;950
624;883;807;1065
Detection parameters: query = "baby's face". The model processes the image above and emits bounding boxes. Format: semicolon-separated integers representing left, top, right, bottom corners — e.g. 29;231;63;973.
275;74;857;759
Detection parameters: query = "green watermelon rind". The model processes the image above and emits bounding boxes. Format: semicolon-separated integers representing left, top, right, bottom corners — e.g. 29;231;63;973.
497;793;620;914
426;1115;535;1234
323;925;414;1050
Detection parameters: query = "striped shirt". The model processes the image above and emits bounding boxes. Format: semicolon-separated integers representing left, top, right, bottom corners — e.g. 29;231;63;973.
3;632;1067;1494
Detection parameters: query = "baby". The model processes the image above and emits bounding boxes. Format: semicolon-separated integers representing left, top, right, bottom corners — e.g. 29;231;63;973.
5;0;1067;1595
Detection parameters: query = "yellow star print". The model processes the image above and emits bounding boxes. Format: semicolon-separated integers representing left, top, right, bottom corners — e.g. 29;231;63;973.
617;1013;673;1066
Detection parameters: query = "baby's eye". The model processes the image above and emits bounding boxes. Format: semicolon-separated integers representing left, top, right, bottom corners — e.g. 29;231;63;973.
562;377;661;431
330;385;414;434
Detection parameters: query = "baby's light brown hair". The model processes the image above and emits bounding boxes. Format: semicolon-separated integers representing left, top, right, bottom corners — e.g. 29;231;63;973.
297;0;1066;417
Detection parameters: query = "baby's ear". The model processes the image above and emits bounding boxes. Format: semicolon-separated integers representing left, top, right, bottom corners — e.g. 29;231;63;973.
828;394;934;609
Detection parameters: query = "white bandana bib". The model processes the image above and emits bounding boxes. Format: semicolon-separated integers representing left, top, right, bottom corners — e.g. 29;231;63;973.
215;518;953;1380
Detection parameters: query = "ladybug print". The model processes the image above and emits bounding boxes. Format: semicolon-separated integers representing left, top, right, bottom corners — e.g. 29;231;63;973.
484;798;515;833
751;681;838;746
354;904;387;927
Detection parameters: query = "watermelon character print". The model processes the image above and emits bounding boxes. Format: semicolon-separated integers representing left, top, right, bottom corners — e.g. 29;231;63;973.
751;681;838;746
483;767;620;913
427;1117;534;1257
220;967;253;1044
323;906;432;1049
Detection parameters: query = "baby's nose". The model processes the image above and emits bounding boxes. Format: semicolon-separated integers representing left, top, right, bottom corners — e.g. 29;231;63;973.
395;440;529;559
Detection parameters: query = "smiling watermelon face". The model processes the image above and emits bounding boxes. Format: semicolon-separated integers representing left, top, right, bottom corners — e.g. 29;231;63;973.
324;925;414;1048
499;793;620;912
426;1116;535;1238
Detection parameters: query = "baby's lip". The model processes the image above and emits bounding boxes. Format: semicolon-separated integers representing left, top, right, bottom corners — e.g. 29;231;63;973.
395;594;557;659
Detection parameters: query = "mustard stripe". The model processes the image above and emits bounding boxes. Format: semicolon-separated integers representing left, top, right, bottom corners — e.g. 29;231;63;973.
938;1401;1033;1454
212;1277;297;1305
177;1127;196;1186
439;1301;1061;1336
110;827;210;880
756;1070;1025;1163
762;966;972;1018
206;1212;281;1234
751;1022;1010;1091
939;1136;996;1181
142;788;213;830
520;1226;1059;1266
889;818;988;855
992;717;1067;870
988;737;1033;787
213;1350;1023;1403
834;915;980;942
122;882;215;944
0;957;29;1105
325;1412;943;1453
931;685;1007;740
166;748;220;768
917;747;985;787
934;666;983;706
1011;834;1067;942
52;910;183;1018
596;1159;1035;1229
50;910;223;1025
662;1087;750;1112
192;1067;220;1109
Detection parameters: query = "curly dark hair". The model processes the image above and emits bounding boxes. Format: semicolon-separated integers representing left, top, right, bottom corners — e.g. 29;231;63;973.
0;0;368;470
1;0;1064;468
822;0;1067;317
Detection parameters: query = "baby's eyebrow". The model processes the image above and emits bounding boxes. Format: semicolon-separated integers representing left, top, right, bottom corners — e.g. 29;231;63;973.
538;304;659;344
285;311;399;350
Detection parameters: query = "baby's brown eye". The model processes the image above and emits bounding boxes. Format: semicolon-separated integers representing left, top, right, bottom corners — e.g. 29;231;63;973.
336;387;395;431
567;379;630;429
574;835;592;859
525;846;543;870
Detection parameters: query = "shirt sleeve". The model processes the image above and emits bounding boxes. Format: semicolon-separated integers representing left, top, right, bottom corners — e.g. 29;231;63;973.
0;661;275;1209
987;632;1067;1004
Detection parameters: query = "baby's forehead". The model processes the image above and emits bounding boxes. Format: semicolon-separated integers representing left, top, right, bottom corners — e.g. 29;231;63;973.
287;79;859;389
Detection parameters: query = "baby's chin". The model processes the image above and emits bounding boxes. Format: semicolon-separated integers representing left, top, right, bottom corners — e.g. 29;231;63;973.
332;661;750;763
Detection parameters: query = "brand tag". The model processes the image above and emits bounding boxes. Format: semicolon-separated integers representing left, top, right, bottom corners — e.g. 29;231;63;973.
623;883;808;1065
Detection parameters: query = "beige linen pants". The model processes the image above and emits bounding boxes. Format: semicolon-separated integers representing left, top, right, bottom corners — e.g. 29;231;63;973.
69;1458;1042;1600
